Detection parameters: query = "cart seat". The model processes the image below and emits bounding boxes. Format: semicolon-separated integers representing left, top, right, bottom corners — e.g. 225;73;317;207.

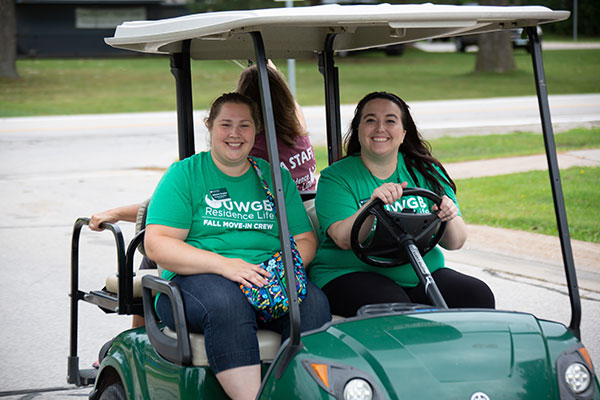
161;315;342;367
105;269;158;298
163;327;281;366
303;197;320;239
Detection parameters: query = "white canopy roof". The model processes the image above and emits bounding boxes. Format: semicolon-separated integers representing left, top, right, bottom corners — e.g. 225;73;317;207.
105;3;570;59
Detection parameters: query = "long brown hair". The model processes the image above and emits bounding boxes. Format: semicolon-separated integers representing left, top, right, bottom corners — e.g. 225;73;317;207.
236;65;306;148
344;91;456;195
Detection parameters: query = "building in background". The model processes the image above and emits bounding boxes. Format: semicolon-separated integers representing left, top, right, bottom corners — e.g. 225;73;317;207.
15;0;189;57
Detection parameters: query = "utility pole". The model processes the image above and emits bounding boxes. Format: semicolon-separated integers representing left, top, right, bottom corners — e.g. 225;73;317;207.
285;0;296;95
275;0;298;95
573;0;578;41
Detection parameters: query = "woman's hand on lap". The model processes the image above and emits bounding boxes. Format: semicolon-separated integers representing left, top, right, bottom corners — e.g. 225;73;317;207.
221;258;272;288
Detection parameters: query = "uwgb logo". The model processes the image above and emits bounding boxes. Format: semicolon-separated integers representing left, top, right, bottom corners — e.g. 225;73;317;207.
386;196;429;213
205;195;273;212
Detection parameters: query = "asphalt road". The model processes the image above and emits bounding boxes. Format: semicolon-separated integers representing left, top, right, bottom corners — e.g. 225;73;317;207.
2;94;599;178
0;94;599;397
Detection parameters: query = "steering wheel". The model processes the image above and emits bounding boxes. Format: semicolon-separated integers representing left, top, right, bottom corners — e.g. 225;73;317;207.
350;188;447;267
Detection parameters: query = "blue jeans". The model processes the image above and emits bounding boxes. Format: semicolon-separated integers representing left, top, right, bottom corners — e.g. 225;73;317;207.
156;273;331;374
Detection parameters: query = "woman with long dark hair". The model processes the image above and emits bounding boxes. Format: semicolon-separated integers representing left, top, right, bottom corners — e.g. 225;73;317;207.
309;91;494;317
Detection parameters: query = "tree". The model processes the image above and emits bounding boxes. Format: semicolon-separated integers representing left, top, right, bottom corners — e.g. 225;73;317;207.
0;0;19;79
475;0;516;73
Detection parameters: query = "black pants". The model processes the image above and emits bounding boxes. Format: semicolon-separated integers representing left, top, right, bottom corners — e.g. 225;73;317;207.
322;268;495;317
139;255;157;270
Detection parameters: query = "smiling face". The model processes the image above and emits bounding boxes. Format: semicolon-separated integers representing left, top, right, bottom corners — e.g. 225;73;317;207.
357;98;406;160
208;101;257;174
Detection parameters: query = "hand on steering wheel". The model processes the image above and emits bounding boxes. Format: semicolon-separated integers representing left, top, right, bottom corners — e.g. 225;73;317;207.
370;182;408;205
350;187;447;267
432;195;459;222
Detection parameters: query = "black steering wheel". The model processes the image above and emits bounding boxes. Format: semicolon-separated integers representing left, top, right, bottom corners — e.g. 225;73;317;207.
350;188;447;267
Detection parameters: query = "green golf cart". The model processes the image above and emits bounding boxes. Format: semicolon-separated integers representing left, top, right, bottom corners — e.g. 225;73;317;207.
68;4;598;399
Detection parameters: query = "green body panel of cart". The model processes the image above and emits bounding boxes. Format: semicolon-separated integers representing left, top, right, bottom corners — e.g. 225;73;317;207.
95;310;597;399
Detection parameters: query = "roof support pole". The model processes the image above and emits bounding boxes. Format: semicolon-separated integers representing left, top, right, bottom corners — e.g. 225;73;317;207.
250;32;303;379
527;27;581;339
170;40;195;160
319;34;343;164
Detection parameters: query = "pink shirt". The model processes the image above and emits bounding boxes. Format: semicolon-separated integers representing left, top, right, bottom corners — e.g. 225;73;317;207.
250;132;317;193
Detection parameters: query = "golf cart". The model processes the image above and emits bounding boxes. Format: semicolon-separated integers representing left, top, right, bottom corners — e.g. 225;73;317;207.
68;4;598;399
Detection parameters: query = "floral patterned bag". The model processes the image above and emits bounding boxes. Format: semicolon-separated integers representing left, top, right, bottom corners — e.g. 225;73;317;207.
240;157;307;322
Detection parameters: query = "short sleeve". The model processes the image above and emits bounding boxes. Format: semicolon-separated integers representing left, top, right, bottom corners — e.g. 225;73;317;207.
314;166;359;238
146;161;194;229
432;165;461;216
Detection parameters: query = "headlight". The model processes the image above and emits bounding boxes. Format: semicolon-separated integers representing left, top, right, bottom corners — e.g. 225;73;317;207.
556;345;595;399
302;359;382;399
564;362;591;394
343;378;373;400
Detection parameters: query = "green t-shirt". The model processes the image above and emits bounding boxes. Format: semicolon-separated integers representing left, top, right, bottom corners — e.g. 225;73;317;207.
308;153;460;288
147;152;313;281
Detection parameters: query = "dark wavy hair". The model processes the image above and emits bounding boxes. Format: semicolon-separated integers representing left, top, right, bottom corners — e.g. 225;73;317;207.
236;65;306;148
344;91;456;195
204;92;262;132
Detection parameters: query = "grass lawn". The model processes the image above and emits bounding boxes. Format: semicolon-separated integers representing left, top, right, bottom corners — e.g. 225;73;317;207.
428;127;600;163
330;48;600;105
2;47;599;117
542;33;600;42
456;166;600;244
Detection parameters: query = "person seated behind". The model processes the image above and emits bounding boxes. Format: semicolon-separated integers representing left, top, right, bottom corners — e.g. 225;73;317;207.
309;91;495;318
237;60;317;192
144;92;331;400
88;202;156;328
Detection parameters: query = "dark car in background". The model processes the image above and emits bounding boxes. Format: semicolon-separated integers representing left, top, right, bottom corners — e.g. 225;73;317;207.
455;26;542;52
453;2;542;53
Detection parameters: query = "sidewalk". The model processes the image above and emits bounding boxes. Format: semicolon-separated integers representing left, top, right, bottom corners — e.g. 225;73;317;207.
445;149;600;179
413;40;600;53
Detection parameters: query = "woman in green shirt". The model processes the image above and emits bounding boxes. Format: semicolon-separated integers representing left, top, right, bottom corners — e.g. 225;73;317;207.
144;93;330;400
309;91;494;317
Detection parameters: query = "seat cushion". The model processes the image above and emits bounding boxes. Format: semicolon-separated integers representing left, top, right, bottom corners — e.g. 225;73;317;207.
162;317;344;367
303;198;320;238
163;327;282;366
105;269;159;298
134;198;151;256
